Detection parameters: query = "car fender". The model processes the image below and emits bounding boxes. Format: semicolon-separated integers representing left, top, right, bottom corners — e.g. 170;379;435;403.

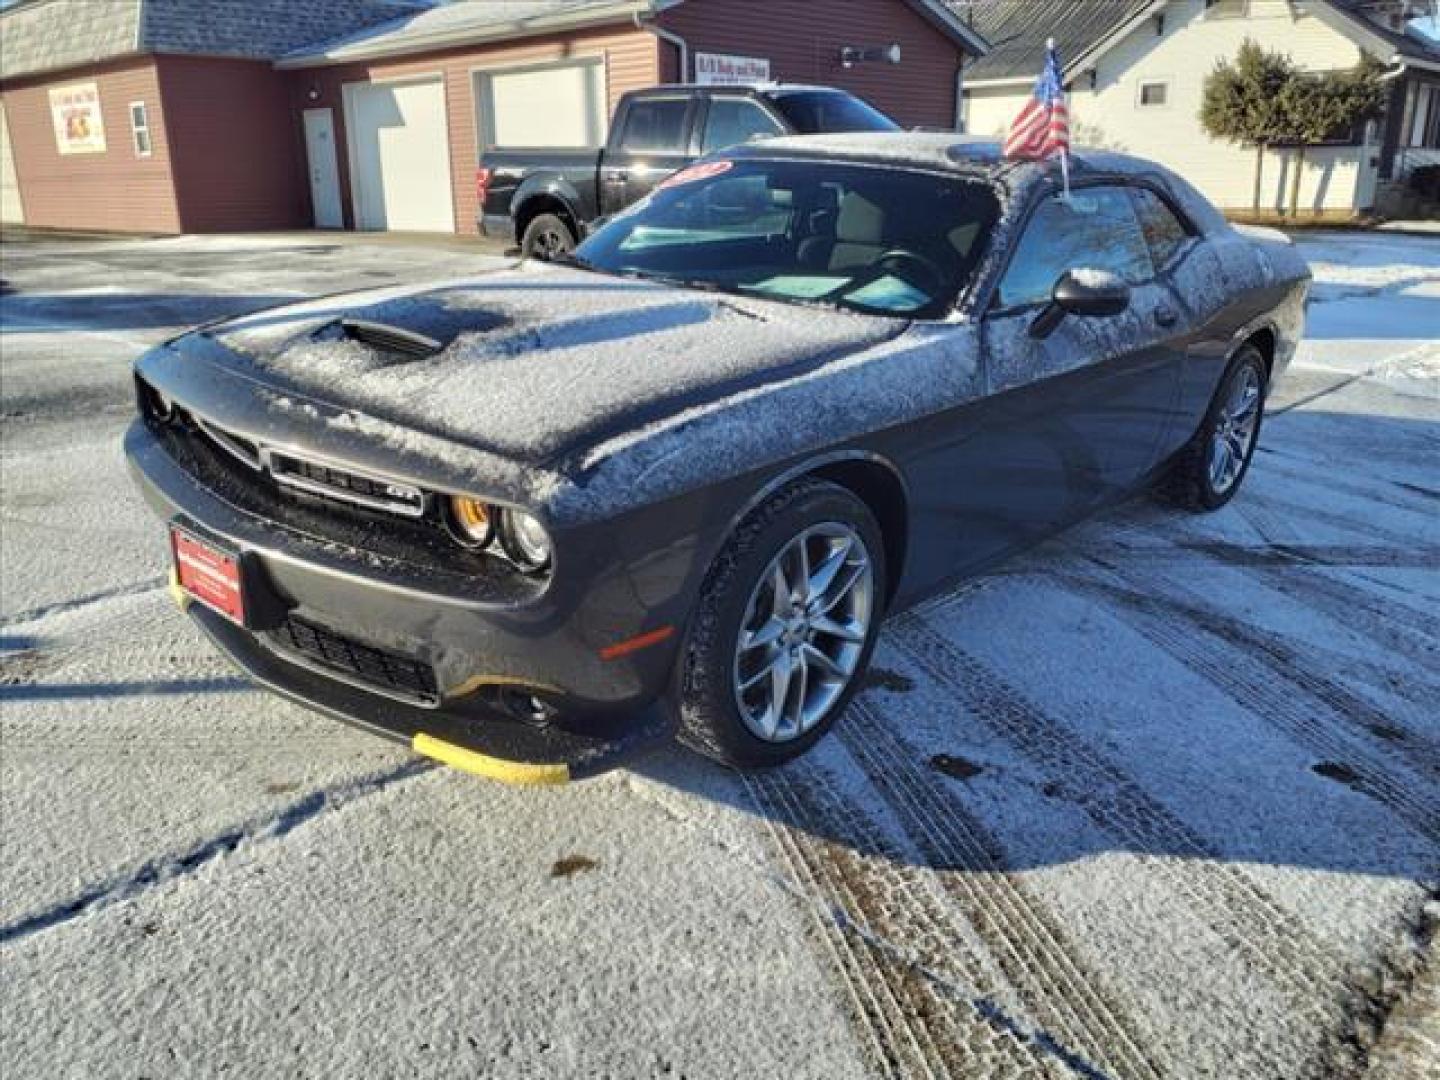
692;448;911;601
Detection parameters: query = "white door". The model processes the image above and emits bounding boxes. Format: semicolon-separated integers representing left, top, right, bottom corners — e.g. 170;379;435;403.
478;60;606;149
303;109;343;229
345;77;455;232
0;103;24;225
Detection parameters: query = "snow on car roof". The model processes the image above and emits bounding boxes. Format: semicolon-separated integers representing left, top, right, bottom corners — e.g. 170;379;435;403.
734;131;1170;181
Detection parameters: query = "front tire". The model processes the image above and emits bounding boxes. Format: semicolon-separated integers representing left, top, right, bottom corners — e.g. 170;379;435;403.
519;213;576;261
1159;344;1268;512
679;479;887;768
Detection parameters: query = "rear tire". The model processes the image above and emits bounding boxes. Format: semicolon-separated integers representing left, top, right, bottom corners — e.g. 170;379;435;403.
679;479;887;768
1158;343;1268;512
520;213;576;261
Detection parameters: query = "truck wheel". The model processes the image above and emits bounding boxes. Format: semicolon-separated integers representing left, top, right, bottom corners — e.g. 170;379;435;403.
520;213;576;261
679;479;887;768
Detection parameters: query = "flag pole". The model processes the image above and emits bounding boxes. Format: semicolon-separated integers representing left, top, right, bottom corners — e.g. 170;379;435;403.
1049;37;1071;201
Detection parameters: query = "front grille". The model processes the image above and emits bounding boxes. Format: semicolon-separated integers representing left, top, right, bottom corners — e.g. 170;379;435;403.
269;615;439;706
184;411;426;519
266;450;426;518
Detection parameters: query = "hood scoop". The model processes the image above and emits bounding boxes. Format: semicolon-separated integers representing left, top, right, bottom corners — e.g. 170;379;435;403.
334;318;442;358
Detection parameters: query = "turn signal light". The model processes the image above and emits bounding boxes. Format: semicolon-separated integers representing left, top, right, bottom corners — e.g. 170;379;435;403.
448;496;494;548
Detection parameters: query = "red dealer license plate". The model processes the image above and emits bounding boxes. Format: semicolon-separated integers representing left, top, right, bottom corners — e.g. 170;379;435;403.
170;526;246;625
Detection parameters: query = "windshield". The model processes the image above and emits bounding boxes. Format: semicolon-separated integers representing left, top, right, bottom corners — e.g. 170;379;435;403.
770;92;899;134
574;159;1000;319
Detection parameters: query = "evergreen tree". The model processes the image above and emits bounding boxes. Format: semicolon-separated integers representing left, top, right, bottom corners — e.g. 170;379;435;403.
1200;39;1295;214
1277;57;1387;217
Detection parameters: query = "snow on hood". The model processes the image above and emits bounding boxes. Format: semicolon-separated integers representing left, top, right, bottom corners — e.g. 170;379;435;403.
205;262;902;467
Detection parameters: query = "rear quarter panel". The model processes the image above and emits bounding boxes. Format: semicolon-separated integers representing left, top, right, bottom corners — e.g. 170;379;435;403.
1167;227;1310;439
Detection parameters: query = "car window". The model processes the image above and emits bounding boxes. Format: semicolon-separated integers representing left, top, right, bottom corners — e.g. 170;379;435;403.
996;187;1155;310
620;99;689;153
701;98;782;154
619;173;793;248
577;159;1000;319
1129;187;1190;269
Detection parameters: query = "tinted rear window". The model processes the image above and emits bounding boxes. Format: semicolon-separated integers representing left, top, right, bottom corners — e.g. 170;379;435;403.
621;99;689;152
770;92;899;134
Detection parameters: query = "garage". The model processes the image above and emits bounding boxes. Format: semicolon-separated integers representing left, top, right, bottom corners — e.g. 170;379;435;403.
344;76;454;232
476;59;607;149
1;102;24;224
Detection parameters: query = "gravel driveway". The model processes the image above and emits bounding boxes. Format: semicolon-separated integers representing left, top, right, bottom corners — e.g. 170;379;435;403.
2;229;1437;1080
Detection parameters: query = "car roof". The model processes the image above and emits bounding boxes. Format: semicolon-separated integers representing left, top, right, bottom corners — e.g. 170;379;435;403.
638;83;855;96
727;131;1165;182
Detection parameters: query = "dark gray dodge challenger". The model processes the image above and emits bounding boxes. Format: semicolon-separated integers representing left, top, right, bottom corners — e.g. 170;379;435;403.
126;133;1310;783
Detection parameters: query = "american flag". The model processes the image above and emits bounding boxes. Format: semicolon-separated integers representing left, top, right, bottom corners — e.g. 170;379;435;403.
1003;39;1069;161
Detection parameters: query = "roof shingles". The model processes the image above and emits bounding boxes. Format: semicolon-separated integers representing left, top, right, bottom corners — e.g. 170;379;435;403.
0;0;430;82
0;0;142;84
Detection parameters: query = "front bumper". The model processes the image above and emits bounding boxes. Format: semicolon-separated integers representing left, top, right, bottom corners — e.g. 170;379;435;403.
127;419;681;782
183;596;670;783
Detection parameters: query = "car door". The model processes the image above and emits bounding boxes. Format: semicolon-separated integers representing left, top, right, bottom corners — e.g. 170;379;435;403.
600;96;696;217
940;183;1188;568
1126;183;1208;463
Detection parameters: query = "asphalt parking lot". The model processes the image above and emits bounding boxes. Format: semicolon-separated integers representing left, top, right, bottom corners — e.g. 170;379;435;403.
1;228;1437;1079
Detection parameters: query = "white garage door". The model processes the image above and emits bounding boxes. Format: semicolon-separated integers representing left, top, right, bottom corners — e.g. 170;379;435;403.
1;103;24;225
346;77;455;232
478;59;606;149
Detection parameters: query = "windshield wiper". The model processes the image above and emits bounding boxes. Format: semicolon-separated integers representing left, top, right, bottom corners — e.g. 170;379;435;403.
612;269;724;293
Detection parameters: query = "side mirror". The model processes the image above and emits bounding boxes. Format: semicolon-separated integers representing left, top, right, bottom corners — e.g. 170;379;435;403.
1029;268;1132;339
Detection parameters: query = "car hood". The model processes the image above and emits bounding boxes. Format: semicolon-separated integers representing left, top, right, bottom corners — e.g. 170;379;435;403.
198;262;904;468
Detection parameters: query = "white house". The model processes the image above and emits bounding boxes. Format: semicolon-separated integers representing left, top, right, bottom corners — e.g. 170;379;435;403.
957;0;1440;216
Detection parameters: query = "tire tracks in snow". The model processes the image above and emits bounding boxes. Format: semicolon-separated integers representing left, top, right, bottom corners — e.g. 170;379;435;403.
1112;538;1440;720
1072;561;1440;806
744;763;1074;1079
1172;539;1440;682
0;575;167;629
0;759;433;946
838;696;1165;1080
887;614;1347;1026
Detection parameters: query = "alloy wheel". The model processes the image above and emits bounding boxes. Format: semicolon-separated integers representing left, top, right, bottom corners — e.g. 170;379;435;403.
732;523;875;742
1208;363;1262;495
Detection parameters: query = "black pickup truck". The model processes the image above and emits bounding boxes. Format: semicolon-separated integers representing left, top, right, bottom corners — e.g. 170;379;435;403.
477;84;899;258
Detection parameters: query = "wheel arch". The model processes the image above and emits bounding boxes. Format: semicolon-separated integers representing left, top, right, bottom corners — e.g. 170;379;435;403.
1243;325;1277;379
513;185;581;245
715;451;911;609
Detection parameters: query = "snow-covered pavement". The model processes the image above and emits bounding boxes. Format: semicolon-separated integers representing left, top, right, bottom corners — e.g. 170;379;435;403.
2;230;1437;1079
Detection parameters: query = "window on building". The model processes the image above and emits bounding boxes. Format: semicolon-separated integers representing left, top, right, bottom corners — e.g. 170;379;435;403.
701;98;782;154
1137;81;1169;108
619;99;689;153
129;102;151;157
996;187;1154;310
1129;187;1191;268
1407;84;1439;148
1205;0;1248;18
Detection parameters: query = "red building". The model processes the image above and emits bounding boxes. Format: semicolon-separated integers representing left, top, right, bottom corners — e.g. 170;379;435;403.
0;0;986;236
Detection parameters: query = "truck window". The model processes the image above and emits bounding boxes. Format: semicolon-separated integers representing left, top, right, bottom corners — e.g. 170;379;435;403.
619;99;689;153
702;99;782;154
768;92;899;134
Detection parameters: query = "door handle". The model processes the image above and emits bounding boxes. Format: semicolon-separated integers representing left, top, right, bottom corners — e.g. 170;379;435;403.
609;170;629;184
1155;306;1178;328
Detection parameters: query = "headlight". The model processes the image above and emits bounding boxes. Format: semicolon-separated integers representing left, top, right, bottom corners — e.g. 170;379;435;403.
447;496;494;548
499;509;553;571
